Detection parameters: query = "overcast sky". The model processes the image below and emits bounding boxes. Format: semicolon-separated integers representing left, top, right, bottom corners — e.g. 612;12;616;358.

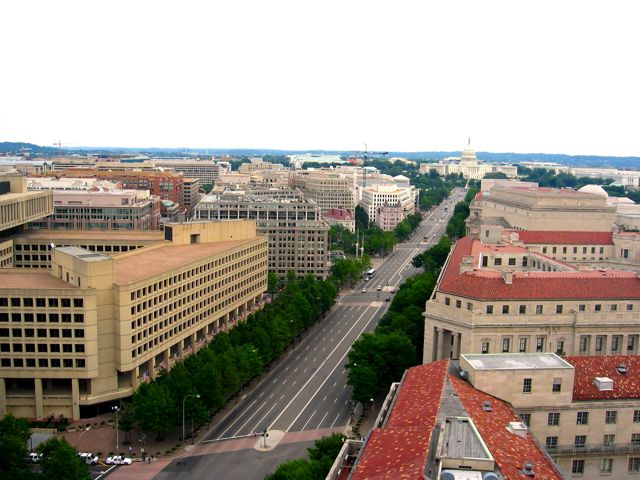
1;1;639;156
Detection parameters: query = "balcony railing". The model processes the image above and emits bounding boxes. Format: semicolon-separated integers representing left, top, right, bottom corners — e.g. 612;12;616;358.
547;443;640;457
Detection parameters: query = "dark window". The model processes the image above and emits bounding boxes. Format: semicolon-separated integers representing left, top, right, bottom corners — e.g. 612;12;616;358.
548;412;560;426
523;378;532;393
577;411;589;425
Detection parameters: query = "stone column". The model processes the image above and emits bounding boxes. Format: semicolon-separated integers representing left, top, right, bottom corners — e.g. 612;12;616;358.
0;378;6;416
191;333;198;353
436;328;445;361
71;378;80;420
423;325;435;363
131;367;140;390
452;333;461;360
34;378;44;420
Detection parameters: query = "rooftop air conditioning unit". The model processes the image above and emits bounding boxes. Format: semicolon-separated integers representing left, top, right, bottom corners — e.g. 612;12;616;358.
594;377;614;391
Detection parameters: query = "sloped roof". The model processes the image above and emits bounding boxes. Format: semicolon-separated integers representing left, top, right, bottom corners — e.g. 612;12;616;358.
513;230;614;245
565;355;640;401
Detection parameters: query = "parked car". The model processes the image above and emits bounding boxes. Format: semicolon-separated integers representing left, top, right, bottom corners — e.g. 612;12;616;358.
376;285;382;291
106;455;132;465
29;452;43;463
361;288;367;293
78;452;99;465
385;297;391;302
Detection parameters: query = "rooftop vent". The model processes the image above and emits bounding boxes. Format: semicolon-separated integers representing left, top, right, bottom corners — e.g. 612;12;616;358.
507;421;528;438
520;462;535;477
593;377;614;391
482;401;492;412
617;364;628;374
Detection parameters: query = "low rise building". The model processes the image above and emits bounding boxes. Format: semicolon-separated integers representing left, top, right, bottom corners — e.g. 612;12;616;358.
322;208;355;233
423;226;640;363
0;220;268;420
460;353;640;479
328;360;564;479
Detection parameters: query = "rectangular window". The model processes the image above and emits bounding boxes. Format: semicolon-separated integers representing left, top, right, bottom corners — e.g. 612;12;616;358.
577;411;589;425
574;435;586;447
556;305;563;314
634;410;640;423
611;303;618;311
519;413;531;427
578;304;586;312
536;305;543;314
552;378;562;392
622;248;630;259
595;336;603;352
494;258;502;266
548;412;560;426
630;458;640;473
603;434;615;446
519;337;527;352
579;336;588;353
546;436;558;449
595;304;602;311
523;378;532;393
481;341;489;354
600;458;613;474
486;305;493;314
519;305;526;314
508;257;516;266
455;300;461;308
556;340;565;355
612;336;620;352
445;297;450;306
632;434;640;445
572;459;585;474
502;338;510;353
605;411;617;424
536;337;544;352
628;304;634;311
502;305;509;314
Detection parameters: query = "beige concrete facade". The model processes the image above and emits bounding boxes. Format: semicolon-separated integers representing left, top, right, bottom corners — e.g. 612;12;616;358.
461;353;640;480
467;185;615;233
292;170;357;217
0;174;53;233
0;221;267;420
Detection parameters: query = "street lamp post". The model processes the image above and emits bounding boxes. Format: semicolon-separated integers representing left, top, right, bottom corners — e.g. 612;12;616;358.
112;406;120;453
182;394;200;443
77;425;91;451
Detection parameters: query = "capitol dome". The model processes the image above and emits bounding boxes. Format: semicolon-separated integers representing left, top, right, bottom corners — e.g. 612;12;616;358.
459;138;477;164
578;184;609;198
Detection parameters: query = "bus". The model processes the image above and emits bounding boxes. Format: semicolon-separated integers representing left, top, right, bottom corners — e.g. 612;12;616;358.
366;268;376;277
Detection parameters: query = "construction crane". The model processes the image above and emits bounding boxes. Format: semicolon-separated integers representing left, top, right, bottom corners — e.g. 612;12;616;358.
357;143;389;188
52;140;63;161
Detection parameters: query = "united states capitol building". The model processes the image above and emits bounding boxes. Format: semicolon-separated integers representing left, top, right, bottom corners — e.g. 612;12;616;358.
420;140;518;180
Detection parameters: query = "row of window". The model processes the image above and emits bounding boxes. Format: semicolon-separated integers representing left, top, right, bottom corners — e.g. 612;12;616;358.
482;337;548;354
520;377;562;393
571;457;640;475
484;303;634;315
541;246;605;255
547;432;640;449
0;343;84;353
0;358;85;368
0;328;85;339
0;313;84;323
0;298;83;308
521;410;640;428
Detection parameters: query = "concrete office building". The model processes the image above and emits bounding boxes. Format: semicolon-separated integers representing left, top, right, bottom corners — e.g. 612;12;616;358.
467;184;616;235
238;158;287;174
182;178;202;219
419;140;517;179
28;190;162;231
423;226;640;363
195;189;328;278
0;173;54;268
460;353;640;479
328;360;564;479
152;159;230;186
292;170;356;217
0;221;268;420
359;183;417;224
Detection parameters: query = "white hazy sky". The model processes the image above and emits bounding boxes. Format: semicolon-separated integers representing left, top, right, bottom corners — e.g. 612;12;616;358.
1;0;639;156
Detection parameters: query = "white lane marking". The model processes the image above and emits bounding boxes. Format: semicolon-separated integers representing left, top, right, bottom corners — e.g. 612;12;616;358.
330;413;341;428
293;368;298;372
268;394;274;399
303;368;307;373
334;398;337;403
333;382;337;387
322;347;326;352
285;367;289;371
282;379;286;384
282;305;384;432
259;392;264;397
250;400;283;434
269;305;381;432
301;411;317;430
292;381;296;386
323;396;327;402
280;394;285;399
316;411;329;429
217;400;258;438
233;401;269;436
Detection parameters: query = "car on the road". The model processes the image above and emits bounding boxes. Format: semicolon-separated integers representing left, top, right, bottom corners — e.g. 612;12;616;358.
361;288;367;293
385;297;391;302
364;276;370;281
78;452;99;465
390;288;396;293
106;455;132;465
29;452;43;463
376;285;382;291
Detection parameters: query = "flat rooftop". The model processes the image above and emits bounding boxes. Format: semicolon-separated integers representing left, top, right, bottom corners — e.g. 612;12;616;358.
15;230;164;242
462;353;574;371
56;246;111;262
441;417;491;460
113;238;256;284
0;271;76;289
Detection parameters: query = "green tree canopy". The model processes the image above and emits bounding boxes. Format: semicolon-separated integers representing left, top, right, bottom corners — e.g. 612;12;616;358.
37;437;90;480
0;414;32;480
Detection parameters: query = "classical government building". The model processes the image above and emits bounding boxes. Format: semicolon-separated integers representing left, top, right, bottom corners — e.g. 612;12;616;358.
419;140;517;180
423;225;640;363
0;220;267;420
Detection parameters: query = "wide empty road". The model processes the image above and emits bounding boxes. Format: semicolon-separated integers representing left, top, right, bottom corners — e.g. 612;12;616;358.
155;189;465;479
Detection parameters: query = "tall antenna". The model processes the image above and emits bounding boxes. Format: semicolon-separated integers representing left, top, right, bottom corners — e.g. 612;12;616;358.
53;140;63;161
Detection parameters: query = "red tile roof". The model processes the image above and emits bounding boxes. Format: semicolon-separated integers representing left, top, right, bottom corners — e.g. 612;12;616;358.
565;355;640;401
450;375;563;480
351;360;448;480
512;230;614;245
439;236;640;300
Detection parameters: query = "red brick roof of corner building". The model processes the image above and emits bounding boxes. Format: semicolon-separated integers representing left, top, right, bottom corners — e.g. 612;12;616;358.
449;375;564;480
439;236;640;300
565;355;640;401
351;360;449;480
512;230;614;245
